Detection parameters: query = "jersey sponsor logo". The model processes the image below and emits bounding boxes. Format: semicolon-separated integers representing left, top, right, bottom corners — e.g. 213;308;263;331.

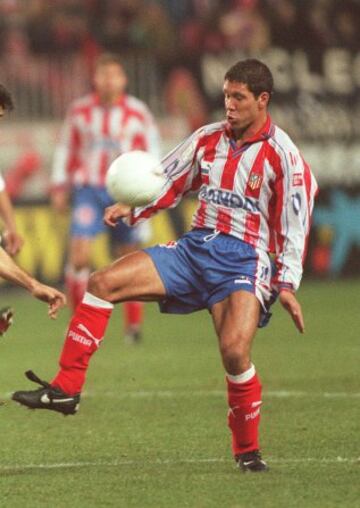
198;185;259;213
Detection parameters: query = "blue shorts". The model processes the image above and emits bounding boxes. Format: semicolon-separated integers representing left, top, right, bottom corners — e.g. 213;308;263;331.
71;186;142;244
144;229;277;328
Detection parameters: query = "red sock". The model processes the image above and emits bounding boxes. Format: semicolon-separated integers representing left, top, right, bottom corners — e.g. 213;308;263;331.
123;301;143;331
226;366;262;456
65;266;90;311
51;292;113;395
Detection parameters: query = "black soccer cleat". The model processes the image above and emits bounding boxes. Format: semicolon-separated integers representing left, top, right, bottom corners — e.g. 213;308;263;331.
0;307;14;336
235;450;269;473
12;370;80;416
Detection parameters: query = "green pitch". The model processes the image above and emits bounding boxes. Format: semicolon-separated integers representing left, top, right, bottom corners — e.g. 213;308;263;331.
0;280;359;508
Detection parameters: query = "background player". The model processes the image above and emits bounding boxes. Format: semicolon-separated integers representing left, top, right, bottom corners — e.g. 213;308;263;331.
13;59;317;473
51;52;161;343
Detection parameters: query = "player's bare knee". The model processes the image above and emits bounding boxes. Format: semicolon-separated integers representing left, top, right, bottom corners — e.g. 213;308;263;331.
219;337;251;373
88;271;112;300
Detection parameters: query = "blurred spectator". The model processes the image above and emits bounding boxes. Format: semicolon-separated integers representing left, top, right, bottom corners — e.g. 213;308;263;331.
265;0;303;51
218;0;270;52
332;0;360;51
164;67;208;131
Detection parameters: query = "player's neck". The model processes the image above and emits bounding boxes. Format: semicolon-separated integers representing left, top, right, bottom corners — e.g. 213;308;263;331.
99;93;124;106
232;112;267;146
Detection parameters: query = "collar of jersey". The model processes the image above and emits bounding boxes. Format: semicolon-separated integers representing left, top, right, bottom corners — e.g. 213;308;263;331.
226;115;274;155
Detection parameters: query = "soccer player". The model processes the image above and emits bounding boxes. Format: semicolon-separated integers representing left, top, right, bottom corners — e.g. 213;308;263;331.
12;59;317;473
0;84;65;333
51;52;160;342
0;85;23;257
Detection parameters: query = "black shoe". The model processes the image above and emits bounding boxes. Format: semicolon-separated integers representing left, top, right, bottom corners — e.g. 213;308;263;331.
12;370;80;416
235;450;269;473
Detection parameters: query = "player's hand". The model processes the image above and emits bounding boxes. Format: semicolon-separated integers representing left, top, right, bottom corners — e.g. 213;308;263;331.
2;230;24;256
30;282;67;319
104;203;132;227
279;290;305;333
0;307;14;336
51;189;69;213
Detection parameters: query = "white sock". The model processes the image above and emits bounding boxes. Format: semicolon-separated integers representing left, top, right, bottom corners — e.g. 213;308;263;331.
83;291;114;309
226;364;256;384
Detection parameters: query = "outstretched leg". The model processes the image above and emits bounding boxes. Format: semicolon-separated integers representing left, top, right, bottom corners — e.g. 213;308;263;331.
12;251;166;414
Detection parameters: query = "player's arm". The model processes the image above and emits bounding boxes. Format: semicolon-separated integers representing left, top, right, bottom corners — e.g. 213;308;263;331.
271;152;318;333
125;128;205;226
0;246;66;318
0;184;23;255
50;108;80;213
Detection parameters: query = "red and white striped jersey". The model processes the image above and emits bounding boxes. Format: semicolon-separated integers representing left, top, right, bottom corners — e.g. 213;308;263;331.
51;93;160;188
129;116;318;292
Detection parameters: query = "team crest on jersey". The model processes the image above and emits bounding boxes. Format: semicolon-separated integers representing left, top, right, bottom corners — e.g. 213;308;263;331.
248;174;263;190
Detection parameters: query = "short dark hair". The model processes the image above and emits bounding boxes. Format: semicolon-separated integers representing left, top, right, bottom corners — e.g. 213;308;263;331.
0;84;14;111
95;52;123;69
224;59;274;98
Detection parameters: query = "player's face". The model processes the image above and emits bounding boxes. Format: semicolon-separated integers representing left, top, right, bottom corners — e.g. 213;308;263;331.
93;63;127;100
223;80;269;135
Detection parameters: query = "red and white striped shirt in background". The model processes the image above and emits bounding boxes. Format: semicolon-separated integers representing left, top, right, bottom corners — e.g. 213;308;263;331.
51;93;161;189
129;116;318;293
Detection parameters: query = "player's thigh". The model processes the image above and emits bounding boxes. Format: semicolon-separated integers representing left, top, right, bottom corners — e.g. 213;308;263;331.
89;250;166;303
68;236;93;269
211;290;260;354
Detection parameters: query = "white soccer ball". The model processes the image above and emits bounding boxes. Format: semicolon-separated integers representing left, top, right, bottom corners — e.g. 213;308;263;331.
106;150;165;206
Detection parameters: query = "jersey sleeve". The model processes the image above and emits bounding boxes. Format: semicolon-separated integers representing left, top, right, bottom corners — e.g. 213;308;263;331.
271;150;318;293
126;127;204;226
51;107;80;189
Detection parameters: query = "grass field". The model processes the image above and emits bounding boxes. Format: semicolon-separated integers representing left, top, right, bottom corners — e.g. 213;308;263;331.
0;279;359;508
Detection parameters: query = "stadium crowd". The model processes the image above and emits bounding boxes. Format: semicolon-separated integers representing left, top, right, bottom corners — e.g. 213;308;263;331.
1;0;359;127
0;0;359;61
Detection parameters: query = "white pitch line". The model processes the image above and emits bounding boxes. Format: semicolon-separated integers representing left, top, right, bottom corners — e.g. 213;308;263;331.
0;456;358;473
2;389;360;400
83;389;360;399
